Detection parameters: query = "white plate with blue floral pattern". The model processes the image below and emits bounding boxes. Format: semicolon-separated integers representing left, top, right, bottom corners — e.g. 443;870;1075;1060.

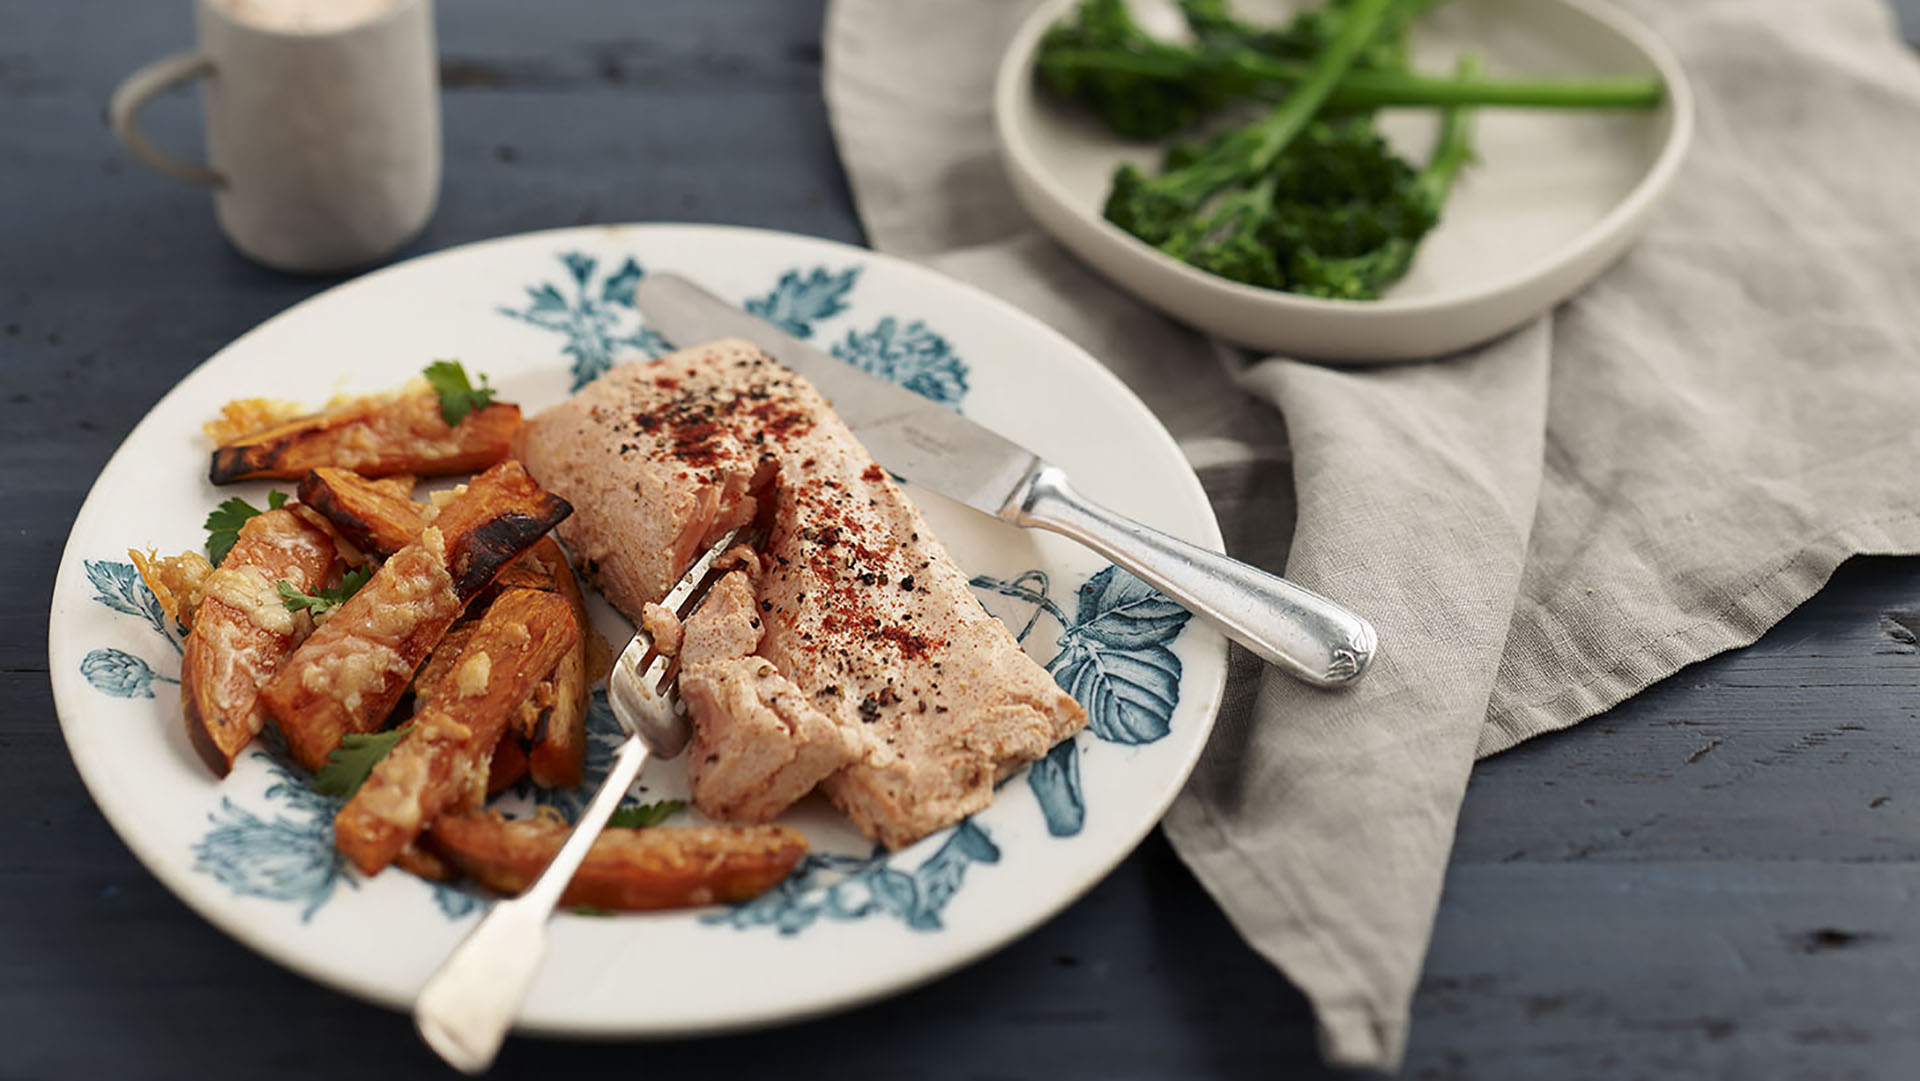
47;224;1228;1037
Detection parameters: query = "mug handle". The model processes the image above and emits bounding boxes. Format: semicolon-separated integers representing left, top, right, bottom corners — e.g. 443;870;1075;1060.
109;52;225;188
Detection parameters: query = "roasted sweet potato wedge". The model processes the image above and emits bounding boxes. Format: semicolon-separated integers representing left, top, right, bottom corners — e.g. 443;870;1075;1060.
414;620;529;794
427;460;573;600
429;816;809;911
180;508;339;776
307;477;592;788
492;538;591;789
487;737;529;795
297;467;431;557
394;842;461;883
209;391;519;484
261;461;571;770
412;622;479;700
334;588;578;876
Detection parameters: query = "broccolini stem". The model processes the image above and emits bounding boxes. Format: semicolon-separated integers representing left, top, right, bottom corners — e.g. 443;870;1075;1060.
1240;0;1400;168
1419;53;1481;208
1041;48;1664;112
1330;67;1661;110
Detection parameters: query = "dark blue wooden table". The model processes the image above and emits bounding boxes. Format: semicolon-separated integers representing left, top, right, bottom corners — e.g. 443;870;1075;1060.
7;3;1920;1078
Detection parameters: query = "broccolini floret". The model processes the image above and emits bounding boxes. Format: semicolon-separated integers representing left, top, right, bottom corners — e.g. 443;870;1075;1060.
1043;0;1657;300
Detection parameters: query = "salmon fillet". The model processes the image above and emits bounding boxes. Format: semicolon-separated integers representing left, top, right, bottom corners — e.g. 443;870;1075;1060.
521;340;1087;849
517;347;774;622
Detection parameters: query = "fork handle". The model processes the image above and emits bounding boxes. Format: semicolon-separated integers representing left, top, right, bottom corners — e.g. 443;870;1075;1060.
1007;463;1378;687
413;737;653;1075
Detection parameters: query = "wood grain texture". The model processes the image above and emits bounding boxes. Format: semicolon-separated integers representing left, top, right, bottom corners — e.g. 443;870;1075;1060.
6;2;1920;1079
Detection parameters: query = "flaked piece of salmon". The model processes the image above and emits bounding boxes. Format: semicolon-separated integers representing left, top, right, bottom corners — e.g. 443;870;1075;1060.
678;569;860;822
522;340;1087;850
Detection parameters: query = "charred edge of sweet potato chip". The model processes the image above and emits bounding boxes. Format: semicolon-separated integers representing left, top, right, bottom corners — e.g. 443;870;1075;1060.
209;443;275;485
206;404;367;482
208;400;521;484
482;540;564;599
448;502;571;601
184;698;242;778
297;468;431;558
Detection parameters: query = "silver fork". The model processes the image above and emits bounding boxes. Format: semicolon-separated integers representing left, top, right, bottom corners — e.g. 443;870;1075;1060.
412;528;741;1075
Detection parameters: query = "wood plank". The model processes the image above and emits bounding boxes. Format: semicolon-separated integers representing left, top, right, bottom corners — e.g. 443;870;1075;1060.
1455;558;1920;868
1414;863;1920;1081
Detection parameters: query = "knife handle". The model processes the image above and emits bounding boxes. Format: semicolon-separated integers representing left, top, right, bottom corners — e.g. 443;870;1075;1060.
1007;464;1377;688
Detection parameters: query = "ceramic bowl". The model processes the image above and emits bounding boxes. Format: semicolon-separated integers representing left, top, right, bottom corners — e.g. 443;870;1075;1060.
993;0;1695;363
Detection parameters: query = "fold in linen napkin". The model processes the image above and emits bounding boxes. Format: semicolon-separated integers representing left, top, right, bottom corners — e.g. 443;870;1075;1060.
825;0;1920;1069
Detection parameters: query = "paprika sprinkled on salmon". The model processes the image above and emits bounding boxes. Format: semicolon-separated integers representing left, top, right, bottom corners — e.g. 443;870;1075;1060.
521;340;1086;849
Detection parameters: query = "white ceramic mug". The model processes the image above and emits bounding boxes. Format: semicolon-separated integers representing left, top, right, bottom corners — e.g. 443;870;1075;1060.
109;0;441;273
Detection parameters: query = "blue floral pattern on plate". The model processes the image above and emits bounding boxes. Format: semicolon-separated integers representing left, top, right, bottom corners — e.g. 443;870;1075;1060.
705;821;1000;934
745;266;860;337
80;647;176;699
192;760;351;922
831;317;969;408
969;566;1192;838
85;558;180;649
497;252;669;390
79;559;182;698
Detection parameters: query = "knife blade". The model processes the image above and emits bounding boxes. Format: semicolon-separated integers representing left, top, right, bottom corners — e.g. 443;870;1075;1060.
632;272;1377;687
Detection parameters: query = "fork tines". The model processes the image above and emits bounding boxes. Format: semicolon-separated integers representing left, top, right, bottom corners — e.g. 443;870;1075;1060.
605;527;746;756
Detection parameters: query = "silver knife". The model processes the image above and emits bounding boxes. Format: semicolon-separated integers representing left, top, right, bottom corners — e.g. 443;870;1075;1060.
632;272;1377;687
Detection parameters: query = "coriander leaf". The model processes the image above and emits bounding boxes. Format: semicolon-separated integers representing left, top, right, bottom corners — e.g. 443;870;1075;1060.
311;725;410;799
571;905;614;917
277;566;373;618
607;799;685;829
202;489;288;565
423;359;497;427
204;497;261;565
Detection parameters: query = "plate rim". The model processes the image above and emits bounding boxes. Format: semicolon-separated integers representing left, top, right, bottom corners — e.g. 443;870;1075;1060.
992;0;1698;315
46;221;1231;1038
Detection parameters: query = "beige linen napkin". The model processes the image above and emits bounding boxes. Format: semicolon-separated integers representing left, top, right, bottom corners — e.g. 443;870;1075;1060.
825;0;1920;1069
